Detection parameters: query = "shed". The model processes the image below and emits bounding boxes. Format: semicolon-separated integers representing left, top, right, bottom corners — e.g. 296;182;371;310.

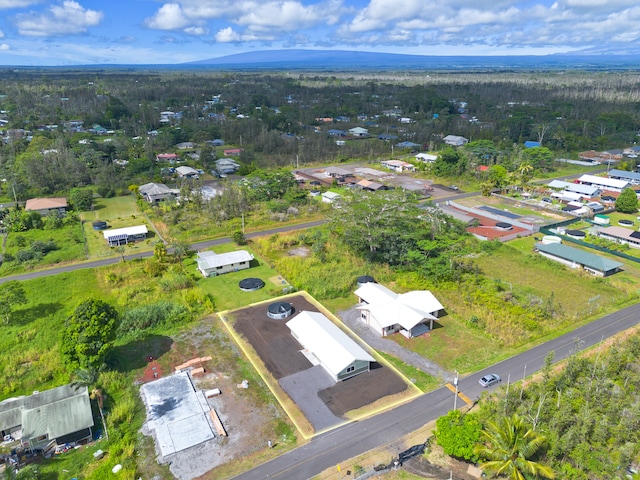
286;311;374;381
321;191;341;203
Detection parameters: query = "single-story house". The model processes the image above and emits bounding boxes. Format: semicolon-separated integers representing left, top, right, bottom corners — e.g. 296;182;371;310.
356;179;385;191
223;148;244;156
286;311;374;382
321;191;341;203
155;153;179;162
535;242;622;277
348;127;369;137
24;197;68;216
598;226;640;249
0;384;94;449
378;134;399;141
196;250;253;277
608;169;640;185
396;141;421;149
175;142;195;150
578;150;622;164
443;135;468;147
415;153;438;163
577;174;629;192
138;182;177;203
355;283;445;338
176;166;200;179
208;139;225;146
547;180;601;199
324;166;351;178
328;129;347;137
103;225;148;246
215;158;240;174
381;160;416;172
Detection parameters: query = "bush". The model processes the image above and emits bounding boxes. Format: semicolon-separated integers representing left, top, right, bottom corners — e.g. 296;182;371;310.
119;301;190;334
159;272;195;292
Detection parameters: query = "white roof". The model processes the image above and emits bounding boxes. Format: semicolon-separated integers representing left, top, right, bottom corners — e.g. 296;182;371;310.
416;153;437;162
322;191;341;199
176;166;199;175
196;250;253;269
548;180;600;196
355;283;444;331
103;225;148;239
578;174;629;190
286;311;374;378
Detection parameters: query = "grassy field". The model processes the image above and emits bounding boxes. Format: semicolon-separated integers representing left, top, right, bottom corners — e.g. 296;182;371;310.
80;196;157;258
0;221;86;275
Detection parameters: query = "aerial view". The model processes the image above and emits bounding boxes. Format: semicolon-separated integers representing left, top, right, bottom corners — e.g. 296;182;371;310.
1;1;640;479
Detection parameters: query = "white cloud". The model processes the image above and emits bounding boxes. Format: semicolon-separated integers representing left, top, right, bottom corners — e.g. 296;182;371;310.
184;26;207;36
15;1;103;37
144;3;190;30
0;43;9;50
0;29;4;38
0;0;39;8
215;27;240;42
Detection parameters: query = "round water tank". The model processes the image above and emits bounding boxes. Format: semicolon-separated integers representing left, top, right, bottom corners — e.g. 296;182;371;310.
239;278;265;292
619;219;634;227
356;275;376;287
541;235;562;245
267;302;293;320
565;229;586;239
495;222;513;230
92;221;108;231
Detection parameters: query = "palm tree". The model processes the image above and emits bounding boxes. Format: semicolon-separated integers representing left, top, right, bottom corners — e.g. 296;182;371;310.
474;414;555;480
71;368;109;441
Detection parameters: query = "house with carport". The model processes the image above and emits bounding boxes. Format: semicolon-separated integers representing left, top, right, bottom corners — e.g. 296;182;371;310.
355;283;445;338
577;174;629;193
0;384;94;449
286;311;374;382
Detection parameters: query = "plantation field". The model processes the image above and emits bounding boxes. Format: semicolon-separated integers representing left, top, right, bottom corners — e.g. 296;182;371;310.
0;220;86;276
80;195;157;258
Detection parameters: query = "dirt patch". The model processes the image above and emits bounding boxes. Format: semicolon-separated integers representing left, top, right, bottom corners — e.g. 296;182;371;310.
231;294;408;426
269;274;290;286
318;364;408;416
288;246;311;257
139;359;163;383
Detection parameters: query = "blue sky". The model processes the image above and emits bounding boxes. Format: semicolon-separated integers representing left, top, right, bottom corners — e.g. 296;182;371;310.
0;0;639;65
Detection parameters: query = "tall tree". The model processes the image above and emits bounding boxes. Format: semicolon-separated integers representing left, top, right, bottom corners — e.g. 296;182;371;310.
0;281;27;324
475;414;555;480
61;299;120;368
615;187;638;214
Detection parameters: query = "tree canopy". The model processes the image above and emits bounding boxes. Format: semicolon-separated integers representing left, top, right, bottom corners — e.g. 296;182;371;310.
0;281;27;324
61;299;120;368
434;410;482;462
615;187;638;213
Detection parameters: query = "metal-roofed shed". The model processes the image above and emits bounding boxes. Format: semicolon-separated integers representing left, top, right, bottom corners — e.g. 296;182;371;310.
535;242;623;276
286;311;374;382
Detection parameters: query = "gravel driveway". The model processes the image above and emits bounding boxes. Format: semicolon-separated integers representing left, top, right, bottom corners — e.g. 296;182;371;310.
338;308;454;383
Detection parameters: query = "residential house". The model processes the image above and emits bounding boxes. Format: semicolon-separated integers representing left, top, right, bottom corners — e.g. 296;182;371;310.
24;197;68;216
138;183;177;203
355;283;445;338
103;225;148;246
0;384;94;449
356;179;385;191
598;226;640;249
286;311;374;382
547;180;601;200
175;142;195;150
349;127;369;137
196;250;253;277
443;135;469;147
208;139;225;146
535;242;622;276
578;150;622;164
324;166;352;178
328;129;347;137
176;166;200;178
396;141;421;149
335;116;350;123
378;134;399;141
223;148;244;156
415;153;438;163
608;169;640;185
156;153;179;163
577;174;629;193
381;160;416;172
215;158;240;174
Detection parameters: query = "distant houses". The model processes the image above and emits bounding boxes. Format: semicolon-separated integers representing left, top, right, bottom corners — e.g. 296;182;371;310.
443;135;468;147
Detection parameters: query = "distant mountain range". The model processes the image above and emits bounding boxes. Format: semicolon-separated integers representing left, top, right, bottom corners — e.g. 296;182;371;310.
183;49;640;71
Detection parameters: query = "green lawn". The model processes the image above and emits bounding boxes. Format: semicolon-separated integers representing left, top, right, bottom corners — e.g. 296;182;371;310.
80;196;157;258
0;221;87;276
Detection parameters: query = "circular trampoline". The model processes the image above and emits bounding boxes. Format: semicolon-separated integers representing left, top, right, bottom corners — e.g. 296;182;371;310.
356;275;376;287
239;278;265;292
267;302;293;320
565;229;586;239
495;222;513;230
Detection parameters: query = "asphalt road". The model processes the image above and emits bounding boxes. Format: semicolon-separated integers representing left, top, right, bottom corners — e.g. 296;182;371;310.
234;299;640;480
0;219;325;285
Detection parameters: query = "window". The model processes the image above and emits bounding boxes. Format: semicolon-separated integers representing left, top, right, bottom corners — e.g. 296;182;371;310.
346;366;355;373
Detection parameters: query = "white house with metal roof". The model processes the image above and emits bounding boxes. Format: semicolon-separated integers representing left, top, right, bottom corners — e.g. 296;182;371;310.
0;384;93;449
196;250;253;277
547;180;601;199
577;174;629;192
535;242;623;277
286;311;374;382
103;225;148;246
354;283;445;338
608;169;640;185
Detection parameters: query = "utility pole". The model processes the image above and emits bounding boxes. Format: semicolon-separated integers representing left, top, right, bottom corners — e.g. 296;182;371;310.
453;370;459;411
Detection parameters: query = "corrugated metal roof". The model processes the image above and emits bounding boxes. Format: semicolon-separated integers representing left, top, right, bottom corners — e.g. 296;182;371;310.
196;250;253;269
103;225;148;240
286;311;374;378
536;242;623;273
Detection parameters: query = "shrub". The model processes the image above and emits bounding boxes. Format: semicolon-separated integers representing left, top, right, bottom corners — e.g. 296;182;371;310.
159;272;195;292
119;301;190;334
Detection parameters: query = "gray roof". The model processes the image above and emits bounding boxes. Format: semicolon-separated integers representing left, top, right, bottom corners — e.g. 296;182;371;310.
139;182;172;195
608;169;640;181
196;250;253;270
0;384;93;441
536;242;623;273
